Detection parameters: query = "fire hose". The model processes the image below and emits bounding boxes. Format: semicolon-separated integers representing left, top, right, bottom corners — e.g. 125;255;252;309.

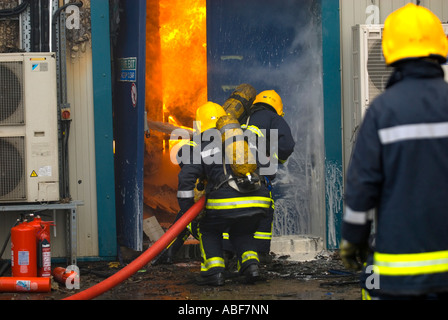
63;196;205;300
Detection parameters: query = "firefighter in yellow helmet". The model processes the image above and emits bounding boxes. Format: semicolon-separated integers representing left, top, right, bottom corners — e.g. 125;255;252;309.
341;3;448;300
193;101;227;134
231;90;295;263
382;3;448;66
177;102;272;286
252;90;285;117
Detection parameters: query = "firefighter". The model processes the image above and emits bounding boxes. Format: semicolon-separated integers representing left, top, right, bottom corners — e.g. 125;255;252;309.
227;90;295;262
177;101;272;286
340;3;448;299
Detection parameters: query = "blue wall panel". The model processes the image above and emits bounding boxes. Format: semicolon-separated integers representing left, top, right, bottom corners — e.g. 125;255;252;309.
90;0;117;257
111;0;147;251
321;0;343;249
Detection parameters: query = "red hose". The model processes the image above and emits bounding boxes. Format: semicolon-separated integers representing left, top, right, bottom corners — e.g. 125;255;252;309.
63;196;205;300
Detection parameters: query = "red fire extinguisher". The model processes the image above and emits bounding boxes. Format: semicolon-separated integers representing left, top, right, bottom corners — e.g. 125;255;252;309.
52;267;78;285
25;215;55;278
11;216;55;278
0;277;51;293
11;220;37;278
37;220;54;278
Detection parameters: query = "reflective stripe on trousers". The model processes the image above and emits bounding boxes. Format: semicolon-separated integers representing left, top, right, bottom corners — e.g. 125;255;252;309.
198;229;225;272
241;251;259;264
254;231;271;240
201;257;225;272
223;231;271;241
237;251;259;272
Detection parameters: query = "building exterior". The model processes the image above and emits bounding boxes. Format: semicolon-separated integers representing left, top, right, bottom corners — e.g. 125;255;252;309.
0;0;446;262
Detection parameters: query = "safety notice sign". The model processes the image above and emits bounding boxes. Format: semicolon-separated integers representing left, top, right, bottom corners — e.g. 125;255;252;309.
131;83;137;107
118;57;137;82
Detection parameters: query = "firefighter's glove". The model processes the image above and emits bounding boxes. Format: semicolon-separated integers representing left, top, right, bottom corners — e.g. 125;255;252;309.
339;239;368;271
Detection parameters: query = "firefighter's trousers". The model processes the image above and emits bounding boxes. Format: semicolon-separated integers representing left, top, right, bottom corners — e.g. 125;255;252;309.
223;205;274;254
198;213;263;277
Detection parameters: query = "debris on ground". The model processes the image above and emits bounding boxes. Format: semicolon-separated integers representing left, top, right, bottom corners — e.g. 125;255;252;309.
0;250;361;300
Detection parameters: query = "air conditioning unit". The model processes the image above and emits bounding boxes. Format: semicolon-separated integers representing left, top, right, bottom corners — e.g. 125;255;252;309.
0;53;59;203
351;24;448;141
352;25;392;130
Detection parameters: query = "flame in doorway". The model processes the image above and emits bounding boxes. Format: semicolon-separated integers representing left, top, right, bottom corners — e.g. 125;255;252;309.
144;0;207;225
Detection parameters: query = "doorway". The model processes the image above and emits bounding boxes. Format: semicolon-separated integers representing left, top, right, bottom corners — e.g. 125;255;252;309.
143;0;325;238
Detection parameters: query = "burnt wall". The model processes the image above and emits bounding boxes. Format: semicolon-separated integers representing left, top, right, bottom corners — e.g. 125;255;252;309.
0;0;21;53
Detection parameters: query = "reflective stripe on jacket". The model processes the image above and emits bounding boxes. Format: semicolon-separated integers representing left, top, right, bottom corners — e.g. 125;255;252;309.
205;196;271;210
374;250;448;276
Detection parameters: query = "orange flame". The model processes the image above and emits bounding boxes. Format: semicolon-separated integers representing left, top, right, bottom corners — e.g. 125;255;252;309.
159;0;207;129
144;0;207;221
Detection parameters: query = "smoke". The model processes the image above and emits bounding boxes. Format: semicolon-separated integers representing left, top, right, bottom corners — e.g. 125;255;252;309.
247;1;325;236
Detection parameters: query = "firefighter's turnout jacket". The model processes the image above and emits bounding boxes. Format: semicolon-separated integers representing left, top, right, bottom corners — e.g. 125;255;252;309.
242;105;295;180
342;60;448;296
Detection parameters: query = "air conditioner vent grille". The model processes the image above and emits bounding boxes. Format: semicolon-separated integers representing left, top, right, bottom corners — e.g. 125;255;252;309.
366;37;393;103
0;61;24;126
0;137;26;200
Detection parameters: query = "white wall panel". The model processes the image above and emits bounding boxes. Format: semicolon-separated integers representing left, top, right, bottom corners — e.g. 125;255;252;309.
66;48;99;258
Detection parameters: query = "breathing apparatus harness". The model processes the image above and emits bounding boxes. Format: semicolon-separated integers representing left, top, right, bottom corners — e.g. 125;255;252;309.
212;104;278;194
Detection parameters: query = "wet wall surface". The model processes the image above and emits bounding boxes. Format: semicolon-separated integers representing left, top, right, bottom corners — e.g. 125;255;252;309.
207;0;325;237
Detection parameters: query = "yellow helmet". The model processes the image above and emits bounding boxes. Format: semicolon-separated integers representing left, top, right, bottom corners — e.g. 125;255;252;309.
382;3;448;66
194;102;226;133
253;90;284;117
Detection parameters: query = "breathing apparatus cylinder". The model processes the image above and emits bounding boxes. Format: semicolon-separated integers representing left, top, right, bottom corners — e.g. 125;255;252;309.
217;84;263;192
222;84;257;123
216;115;257;178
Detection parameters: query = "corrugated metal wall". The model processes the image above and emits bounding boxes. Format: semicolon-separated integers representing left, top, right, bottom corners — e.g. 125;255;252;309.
340;0;448;170
66;48;99;258
60;0;98;258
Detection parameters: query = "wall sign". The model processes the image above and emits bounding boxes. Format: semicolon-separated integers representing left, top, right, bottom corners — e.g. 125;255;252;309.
131;83;137;107
118;57;137;82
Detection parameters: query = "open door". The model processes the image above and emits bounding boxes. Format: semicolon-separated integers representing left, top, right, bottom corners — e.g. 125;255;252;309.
112;0;147;251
